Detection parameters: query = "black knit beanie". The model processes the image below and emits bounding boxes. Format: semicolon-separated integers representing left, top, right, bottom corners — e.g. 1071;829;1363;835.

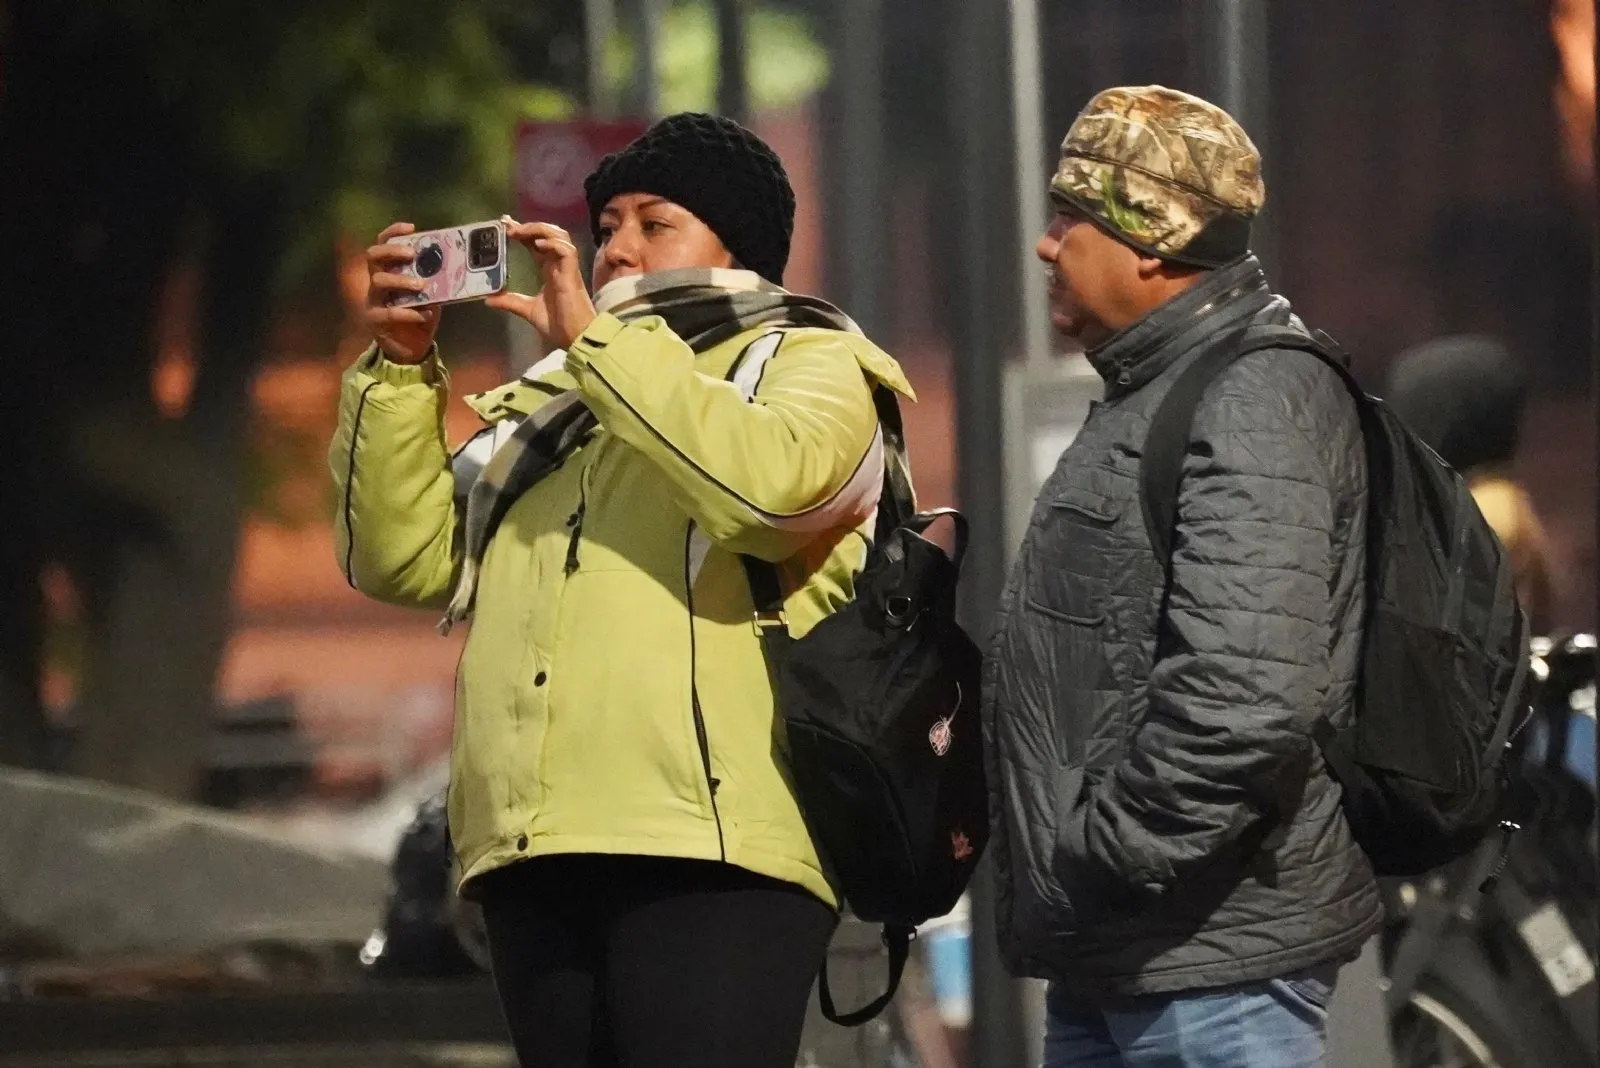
1385;335;1528;471
584;113;795;285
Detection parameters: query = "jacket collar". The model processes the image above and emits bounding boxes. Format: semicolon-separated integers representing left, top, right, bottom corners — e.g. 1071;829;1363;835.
1086;256;1274;398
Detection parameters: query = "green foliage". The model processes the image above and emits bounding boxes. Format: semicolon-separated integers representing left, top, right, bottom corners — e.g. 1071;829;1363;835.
70;1;828;293
604;0;830;115
89;0;582;293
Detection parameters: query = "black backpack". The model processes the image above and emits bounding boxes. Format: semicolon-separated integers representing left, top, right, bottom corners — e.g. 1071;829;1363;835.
1141;324;1531;878
732;342;987;1026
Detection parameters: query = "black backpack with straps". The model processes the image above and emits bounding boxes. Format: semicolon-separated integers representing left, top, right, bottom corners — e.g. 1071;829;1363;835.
1140;324;1531;878
729;335;988;1026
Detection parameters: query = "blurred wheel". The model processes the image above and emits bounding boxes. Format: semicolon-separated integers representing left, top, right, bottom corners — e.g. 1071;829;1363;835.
1389;930;1590;1068
1395;989;1502;1068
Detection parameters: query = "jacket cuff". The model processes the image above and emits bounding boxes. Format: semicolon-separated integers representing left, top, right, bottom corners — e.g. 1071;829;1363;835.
356;343;446;386
564;313;630;375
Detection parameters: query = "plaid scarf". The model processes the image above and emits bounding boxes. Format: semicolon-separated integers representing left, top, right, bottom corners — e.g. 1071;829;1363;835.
441;268;861;633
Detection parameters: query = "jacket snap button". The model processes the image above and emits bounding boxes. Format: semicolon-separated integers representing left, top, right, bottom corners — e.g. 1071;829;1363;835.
516;834;529;851
534;671;548;687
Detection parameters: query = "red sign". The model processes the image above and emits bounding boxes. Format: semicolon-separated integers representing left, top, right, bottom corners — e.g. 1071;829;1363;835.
514;119;647;231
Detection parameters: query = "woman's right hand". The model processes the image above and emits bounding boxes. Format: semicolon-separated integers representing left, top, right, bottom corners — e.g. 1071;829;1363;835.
364;222;441;364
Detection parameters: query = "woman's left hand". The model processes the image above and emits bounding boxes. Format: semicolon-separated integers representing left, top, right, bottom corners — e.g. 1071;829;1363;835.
486;218;597;350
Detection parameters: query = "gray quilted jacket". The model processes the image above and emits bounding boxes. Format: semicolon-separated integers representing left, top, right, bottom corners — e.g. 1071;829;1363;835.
983;258;1383;999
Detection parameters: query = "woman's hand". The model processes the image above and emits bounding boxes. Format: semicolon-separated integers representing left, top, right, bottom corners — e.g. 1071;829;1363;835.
486;218;597;351
363;222;441;365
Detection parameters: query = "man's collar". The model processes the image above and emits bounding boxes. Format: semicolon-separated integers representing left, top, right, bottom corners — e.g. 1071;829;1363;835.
1085;256;1271;396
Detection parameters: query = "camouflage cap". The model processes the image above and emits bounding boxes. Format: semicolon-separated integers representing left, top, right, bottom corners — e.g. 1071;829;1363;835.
1050;85;1265;268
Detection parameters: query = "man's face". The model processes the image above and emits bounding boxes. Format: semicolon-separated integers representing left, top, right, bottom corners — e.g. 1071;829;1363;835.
1035;204;1145;350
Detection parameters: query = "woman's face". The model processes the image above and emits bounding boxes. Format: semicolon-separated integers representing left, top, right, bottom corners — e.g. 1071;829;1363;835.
591;193;736;291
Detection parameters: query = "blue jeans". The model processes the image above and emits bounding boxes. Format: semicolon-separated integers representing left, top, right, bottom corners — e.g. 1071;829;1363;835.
1043;964;1338;1068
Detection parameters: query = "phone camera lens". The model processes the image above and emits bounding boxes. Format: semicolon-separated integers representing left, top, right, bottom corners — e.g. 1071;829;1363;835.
468;227;500;270
415;243;444;278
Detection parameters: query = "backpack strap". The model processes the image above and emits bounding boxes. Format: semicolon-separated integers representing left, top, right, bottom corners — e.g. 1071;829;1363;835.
725;332;915;643
1143;325;1366;780
871;386;917;537
723;335;919;1027
1140;325;1357;572
818;923;913;1027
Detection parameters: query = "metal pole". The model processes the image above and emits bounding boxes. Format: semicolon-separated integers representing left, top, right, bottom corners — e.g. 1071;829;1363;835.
1005;5;1053;1054
622;0;662;118
715;0;750;122
1191;0;1276;273
1198;11;1392;1065
583;0;618;117
1010;0;1050;371
951;0;1030;1063
835;0;886;334
1589;0;1598;744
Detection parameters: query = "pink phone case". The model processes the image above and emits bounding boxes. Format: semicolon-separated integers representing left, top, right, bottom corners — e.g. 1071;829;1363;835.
390;221;509;308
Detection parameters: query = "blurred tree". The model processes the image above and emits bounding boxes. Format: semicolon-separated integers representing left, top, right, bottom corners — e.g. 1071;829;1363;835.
0;1;579;797
600;0;829;114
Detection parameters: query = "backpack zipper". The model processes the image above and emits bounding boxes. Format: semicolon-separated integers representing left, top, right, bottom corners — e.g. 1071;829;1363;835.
683;520;727;859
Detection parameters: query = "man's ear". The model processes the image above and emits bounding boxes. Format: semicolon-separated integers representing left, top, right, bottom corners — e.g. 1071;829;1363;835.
1135;253;1169;280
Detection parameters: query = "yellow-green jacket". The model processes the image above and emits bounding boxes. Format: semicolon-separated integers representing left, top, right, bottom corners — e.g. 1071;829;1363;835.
329;311;913;906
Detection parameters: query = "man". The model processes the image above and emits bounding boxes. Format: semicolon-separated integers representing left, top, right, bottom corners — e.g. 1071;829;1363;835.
1385;335;1553;631
984;86;1381;1067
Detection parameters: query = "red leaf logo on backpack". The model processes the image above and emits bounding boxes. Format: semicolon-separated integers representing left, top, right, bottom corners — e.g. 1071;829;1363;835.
951;829;974;862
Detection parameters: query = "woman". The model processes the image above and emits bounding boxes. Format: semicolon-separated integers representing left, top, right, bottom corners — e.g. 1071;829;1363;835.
330;113;914;1067
1386;335;1553;631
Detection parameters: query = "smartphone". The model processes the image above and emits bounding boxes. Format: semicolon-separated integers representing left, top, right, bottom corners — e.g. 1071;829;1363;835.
389;220;509;308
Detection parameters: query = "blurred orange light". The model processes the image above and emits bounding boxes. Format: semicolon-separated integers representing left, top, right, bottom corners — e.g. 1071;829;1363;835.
1552;0;1596;194
151;266;198;418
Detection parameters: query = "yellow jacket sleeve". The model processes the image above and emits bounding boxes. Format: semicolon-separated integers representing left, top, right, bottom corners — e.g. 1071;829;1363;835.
328;344;460;609
565;314;891;562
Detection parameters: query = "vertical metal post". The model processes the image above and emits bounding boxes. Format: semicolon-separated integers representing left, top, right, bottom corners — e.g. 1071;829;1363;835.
715;0;750;122
620;0;662;118
1198;11;1392;1066
1191;0;1276;273
640;0;663;117
1010;0;1050;372
834;0;886;334
951;0;1030;1062
1590;0;1599;723
1004;3;1054;1056
583;0;618;117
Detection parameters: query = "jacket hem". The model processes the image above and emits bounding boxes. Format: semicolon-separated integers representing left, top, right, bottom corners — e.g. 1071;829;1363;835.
457;830;837;910
1035;902;1384;1002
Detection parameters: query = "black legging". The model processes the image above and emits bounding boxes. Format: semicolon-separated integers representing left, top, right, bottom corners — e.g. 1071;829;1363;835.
475;853;838;1068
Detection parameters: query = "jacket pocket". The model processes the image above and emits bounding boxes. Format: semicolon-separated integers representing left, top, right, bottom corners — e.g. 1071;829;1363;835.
1024;483;1124;626
1048;494;1118;524
1026;589;1105;626
1276;965;1338;1012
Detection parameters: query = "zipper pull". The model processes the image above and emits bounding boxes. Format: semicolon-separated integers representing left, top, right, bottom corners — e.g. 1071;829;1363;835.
1478;819;1521;893
1116;362;1132;386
